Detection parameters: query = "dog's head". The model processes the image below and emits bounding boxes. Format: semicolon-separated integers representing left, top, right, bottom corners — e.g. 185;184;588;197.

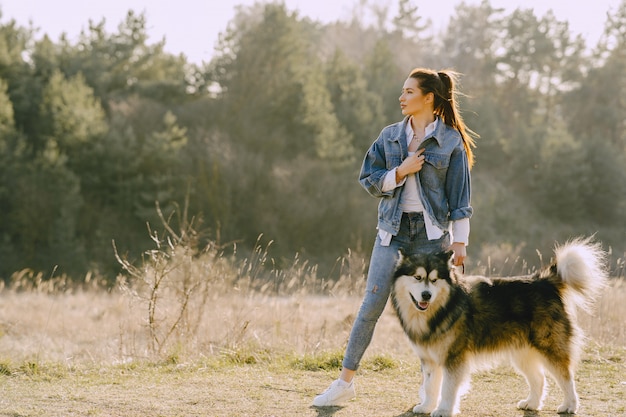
392;250;456;312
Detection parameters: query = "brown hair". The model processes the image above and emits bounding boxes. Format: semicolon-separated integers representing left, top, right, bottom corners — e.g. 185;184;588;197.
408;68;477;168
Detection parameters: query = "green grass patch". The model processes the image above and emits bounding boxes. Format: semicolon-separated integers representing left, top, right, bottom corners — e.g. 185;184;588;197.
292;350;344;371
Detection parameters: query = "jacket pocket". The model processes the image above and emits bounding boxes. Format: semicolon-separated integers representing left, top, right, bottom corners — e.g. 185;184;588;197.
421;152;450;189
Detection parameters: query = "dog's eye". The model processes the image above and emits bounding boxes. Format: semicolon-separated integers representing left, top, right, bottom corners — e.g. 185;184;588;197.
414;275;424;282
429;277;438;283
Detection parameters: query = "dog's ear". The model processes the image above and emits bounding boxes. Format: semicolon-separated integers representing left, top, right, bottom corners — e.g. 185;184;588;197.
437;250;455;264
443;250;456;273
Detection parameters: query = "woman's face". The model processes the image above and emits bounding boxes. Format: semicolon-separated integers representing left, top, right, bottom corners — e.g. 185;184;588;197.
399;77;433;116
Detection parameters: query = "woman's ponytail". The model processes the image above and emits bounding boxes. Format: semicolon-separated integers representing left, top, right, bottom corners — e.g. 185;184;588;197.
438;70;476;168
409;68;478;168
437;71;453;101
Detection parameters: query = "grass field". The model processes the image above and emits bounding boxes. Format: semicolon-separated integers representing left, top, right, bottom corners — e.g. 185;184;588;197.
0;241;624;416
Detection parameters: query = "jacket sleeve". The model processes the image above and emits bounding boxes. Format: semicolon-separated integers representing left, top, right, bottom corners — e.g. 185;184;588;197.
445;144;473;221
358;135;395;199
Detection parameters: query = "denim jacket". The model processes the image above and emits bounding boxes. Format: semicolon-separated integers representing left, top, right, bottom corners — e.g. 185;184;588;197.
359;116;472;236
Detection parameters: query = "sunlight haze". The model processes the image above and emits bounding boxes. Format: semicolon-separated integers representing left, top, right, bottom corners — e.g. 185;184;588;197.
0;0;619;64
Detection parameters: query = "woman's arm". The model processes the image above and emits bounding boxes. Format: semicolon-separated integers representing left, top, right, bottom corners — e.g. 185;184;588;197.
358;136;395;198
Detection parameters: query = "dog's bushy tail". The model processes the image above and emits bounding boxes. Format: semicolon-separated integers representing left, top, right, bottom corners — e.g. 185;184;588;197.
555;237;608;309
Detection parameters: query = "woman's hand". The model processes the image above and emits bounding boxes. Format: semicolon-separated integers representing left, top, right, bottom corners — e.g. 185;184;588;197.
396;148;425;182
449;242;466;268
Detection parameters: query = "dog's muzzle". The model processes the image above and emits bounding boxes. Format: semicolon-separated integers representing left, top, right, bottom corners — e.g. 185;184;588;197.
410;291;431;311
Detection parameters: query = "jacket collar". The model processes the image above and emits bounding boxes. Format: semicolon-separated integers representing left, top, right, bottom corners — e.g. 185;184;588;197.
397;116;445;147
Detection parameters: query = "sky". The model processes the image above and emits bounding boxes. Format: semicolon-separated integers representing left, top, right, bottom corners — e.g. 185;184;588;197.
0;0;620;65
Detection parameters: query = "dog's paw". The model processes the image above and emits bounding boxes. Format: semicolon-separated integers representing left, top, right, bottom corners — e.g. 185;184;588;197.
556;401;578;414
517;399;540;410
412;403;435;415
430;408;454;417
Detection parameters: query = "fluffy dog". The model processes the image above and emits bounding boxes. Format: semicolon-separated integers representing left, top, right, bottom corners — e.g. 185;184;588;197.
390;238;607;416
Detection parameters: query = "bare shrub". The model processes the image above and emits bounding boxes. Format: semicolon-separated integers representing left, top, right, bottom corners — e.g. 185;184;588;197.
114;201;238;356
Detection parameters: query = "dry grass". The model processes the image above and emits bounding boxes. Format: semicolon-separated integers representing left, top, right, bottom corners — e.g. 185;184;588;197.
0;274;624;415
0;233;624;416
0;274;623;366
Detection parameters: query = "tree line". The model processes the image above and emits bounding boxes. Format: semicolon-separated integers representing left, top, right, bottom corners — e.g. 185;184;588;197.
0;0;624;283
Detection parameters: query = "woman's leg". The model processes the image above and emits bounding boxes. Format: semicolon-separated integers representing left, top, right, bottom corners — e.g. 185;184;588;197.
341;235;405;373
341;214;449;374
313;215;449;406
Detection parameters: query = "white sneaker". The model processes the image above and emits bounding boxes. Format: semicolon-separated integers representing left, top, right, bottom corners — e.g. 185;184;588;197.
312;379;356;407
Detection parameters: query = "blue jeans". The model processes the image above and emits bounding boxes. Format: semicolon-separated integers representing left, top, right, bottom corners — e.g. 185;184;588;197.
342;212;449;371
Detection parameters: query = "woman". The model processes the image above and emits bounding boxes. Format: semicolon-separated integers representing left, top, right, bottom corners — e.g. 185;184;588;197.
313;67;477;407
